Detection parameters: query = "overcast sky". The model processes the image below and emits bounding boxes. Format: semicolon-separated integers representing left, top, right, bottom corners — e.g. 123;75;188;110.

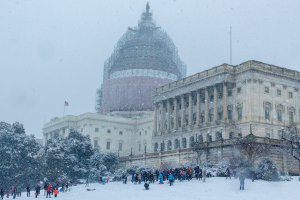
1;0;300;138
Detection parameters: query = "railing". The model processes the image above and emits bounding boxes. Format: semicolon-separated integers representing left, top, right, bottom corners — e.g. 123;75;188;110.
155;60;300;94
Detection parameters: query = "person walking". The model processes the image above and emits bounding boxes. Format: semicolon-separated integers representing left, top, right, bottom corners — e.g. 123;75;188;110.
46;183;52;198
35;184;41;198
0;187;4;200
203;169;207;182
168;173;174;186
199;168;203;181
53;188;59;198
26;185;30;197
239;173;245;190
226;168;231;179
159;172;164;184
144;181;150;190
11;186;17;199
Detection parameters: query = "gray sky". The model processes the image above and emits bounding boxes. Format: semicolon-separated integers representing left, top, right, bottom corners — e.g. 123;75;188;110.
1;0;300;138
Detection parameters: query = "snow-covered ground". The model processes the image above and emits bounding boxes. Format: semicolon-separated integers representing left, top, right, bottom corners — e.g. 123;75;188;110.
21;177;300;200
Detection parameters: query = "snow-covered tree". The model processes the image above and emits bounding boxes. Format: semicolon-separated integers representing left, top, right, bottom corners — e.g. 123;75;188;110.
256;158;280;181
0;121;43;188
44;137;69;182
101;152;119;173
64;131;94;181
282;125;300;161
87;151;107;182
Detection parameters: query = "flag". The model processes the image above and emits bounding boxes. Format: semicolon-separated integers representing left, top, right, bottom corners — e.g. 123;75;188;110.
64;101;69;106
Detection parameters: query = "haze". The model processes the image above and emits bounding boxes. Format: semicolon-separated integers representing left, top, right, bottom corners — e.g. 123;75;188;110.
1;0;300;138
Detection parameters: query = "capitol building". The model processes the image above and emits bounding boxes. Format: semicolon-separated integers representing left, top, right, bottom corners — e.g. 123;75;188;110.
43;4;300;173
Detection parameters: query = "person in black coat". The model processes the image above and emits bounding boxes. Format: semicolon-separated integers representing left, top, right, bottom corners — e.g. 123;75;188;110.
144;181;150;190
225;168;231;179
199;168;203;180
0;187;4;200
35;184;41;198
194;166;200;180
26;185;30;197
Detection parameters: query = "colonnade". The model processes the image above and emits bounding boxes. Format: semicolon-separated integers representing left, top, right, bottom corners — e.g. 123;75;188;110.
154;82;230;135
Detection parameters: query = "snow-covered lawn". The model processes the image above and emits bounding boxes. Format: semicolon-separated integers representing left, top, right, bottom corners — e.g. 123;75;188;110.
22;177;300;200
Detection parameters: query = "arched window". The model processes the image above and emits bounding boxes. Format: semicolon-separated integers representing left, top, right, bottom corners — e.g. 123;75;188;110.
236;103;243;121
229;132;235;139
154;143;159;152
174;139;179;149
189;136;195;148
288;107;296;124
209;108;214;122
198;135;203;143
206;134;212;142
167;140;172;151
161;142;165;152
182;138;187;148
276;104;284;122
216;131;223;141
263;102;272;121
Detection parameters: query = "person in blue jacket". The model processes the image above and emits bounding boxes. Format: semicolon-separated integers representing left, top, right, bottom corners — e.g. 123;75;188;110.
168;173;174;186
159;173;164;184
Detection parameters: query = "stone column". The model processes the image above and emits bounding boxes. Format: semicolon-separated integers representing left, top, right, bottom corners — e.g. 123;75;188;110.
160;102;165;133
173;97;178;130
223;82;228;122
181;95;185;128
188;92;193;127
214;85;218;122
196;90;200;127
167;99;171;132
154;103;158;135
205;88;209;124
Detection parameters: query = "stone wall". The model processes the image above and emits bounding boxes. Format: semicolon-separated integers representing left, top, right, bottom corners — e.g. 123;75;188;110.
120;138;300;175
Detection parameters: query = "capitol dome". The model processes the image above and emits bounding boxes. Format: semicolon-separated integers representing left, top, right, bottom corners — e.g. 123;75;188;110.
97;3;186;113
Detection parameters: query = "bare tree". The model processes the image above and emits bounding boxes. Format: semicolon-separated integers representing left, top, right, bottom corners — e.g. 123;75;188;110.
282;124;300;162
235;133;271;166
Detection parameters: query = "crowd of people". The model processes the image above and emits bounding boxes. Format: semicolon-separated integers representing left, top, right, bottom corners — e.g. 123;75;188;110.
119;166;243;190
0;166;246;199
0;181;71;199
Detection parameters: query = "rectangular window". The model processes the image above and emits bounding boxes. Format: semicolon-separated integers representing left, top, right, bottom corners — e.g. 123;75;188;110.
264;87;270;93
289;92;293;98
265;109;270;121
237;87;241;94
118;142;122;151
94;140;99;147
106;141;110;150
218;112;223;120
289;112;294;124
138;144;141;152
210;95;214;102
119;131;123;135
237;108;242;121
277;89;281;96
228;110;233;121
107;129;111;133
95;128;99;132
228;89;233;97
277;110;282;122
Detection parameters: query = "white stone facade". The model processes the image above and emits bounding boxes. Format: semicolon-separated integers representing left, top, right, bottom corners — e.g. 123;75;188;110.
152;60;300;153
43;112;153;156
44;60;300;170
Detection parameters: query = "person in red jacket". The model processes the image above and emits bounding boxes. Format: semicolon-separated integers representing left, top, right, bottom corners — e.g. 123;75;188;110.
46;184;52;198
53;188;59;198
